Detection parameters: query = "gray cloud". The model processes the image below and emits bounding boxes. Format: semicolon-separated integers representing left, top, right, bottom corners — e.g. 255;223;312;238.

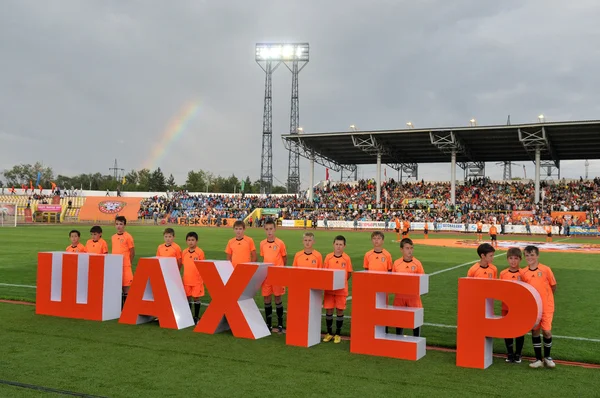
1;0;599;187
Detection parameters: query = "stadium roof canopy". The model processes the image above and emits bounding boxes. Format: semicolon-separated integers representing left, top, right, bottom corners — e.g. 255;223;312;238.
281;120;600;172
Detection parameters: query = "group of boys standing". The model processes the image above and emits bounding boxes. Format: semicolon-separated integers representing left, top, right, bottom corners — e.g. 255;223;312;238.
64;217;557;368
467;242;557;368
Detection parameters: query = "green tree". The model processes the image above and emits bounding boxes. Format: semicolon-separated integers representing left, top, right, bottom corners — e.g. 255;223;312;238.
124;170;139;190
137;169;151;191
272;185;288;194
149;167;167;191
166;174;177;190
2;162;54;187
185;170;206;192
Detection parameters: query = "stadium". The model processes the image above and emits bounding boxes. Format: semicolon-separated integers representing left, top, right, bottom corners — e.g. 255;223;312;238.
2;5;600;398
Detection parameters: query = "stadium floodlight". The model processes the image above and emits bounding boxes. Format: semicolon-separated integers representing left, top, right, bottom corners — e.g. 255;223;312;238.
538;114;545;123
256;43;310;62
469;118;477;127
406;122;414;128
297;127;304;133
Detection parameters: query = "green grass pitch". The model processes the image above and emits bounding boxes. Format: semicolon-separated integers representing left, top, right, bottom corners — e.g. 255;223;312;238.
0;225;599;397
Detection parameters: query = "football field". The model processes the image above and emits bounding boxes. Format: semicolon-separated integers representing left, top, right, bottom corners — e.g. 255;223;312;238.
1;225;599;397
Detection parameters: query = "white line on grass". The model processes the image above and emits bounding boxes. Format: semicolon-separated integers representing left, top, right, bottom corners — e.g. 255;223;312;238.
0;283;36;289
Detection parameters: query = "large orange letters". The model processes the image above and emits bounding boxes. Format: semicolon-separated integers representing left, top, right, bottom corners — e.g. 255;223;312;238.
194;261;270;339
36;252;122;321
350;271;429;360
456;278;542;369
268;267;345;347
119;257;194;329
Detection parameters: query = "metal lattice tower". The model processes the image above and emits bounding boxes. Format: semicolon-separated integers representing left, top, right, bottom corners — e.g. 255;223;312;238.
109;159;124;181
284;45;309;194
256;59;280;194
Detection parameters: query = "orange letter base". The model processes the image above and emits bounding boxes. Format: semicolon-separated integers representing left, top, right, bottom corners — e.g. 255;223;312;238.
194;261;271;339
456;278;542;369
350;271;429;361
268;267;345;347
119;257;195;329
36;252;123;321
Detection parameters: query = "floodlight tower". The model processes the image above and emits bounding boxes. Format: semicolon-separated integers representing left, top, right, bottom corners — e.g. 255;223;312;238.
256;44;282;194
282;43;309;194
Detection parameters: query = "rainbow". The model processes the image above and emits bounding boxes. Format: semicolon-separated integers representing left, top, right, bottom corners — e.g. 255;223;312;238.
143;101;201;170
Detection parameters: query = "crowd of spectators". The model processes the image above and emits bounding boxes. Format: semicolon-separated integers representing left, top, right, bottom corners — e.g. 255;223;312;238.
132;178;600;227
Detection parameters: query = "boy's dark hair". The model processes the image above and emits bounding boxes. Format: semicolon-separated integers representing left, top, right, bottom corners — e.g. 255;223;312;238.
400;238;413;248
371;231;385;240
264;218;276;227
90;226;103;234
163;228;175;236
506;247;522;259
477;243;496;258
115;216;127;225
333;235;346;245
69;230;81;237
186;232;198;241
233;220;246;229
524;245;539;255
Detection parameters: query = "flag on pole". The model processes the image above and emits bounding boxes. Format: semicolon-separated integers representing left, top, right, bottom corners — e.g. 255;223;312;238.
122;176;126;185
241;180;245;191
384;168;387;179
35;172;41;187
30;180;34;191
325;168;329;181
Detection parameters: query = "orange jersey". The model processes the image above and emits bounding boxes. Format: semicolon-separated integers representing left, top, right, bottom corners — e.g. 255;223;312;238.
476;222;483;231
156;242;182;264
392;257;424;274
260;237;286;266
544;226;552;234
324;253;353;295
489;226;498;235
500;268;523;281
395;219;401;229
521;264;556;312
292;250;323;268
363;249;392;272
467;262;498;279
225;236;256;267
403;221;410;232
181;247;205;286
85;239;108;255
66;243;86;253
111;232;134;267
423;222;428;231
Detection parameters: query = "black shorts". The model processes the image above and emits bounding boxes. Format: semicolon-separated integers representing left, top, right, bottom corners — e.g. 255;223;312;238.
547;233;552;238
395;228;399;233
491;235;497;241
424;229;428;235
477;229;482;234
402;231;408;236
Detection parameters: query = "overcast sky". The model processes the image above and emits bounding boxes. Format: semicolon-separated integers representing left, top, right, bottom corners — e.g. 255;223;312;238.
1;0;600;189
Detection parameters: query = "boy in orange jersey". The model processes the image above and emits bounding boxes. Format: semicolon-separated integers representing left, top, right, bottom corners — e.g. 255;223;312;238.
225;220;257;268
476;220;483;242
112;216;135;307
521;245;557;369
323;235;353;344
394;217;401;241
489;223;498;248
66;230;86;253
392;238;425;336
85;226;108;254
260;219;287;332
544;224;553;242
500;247;526;364
292;232;323;269
363;231;392;272
156;228;182;269
402;219;410;239
181;232;205;324
423;219;429;239
467;243;498;279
